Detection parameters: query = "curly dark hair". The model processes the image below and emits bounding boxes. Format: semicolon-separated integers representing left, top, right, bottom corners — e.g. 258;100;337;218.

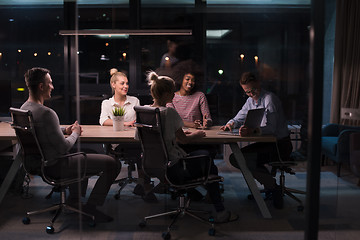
170;59;204;94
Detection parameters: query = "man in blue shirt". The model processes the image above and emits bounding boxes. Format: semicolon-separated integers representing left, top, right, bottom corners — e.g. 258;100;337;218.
221;72;292;209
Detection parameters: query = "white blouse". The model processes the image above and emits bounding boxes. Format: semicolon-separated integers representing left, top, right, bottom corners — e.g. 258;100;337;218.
99;95;140;125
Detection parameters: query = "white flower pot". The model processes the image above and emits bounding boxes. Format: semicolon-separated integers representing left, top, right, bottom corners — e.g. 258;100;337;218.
112;116;124;131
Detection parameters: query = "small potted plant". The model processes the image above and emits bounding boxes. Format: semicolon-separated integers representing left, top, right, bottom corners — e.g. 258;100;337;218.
112;106;126;131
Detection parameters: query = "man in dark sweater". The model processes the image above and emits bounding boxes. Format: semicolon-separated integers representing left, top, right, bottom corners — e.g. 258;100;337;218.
21;67;120;222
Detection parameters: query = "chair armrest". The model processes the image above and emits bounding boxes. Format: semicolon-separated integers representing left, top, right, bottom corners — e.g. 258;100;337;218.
104;144;123;159
338;130;360;158
322;124;340;137
45;152;92;186
59;152;87;159
183;154;212;179
103;143;111;155
350;132;360;153
268;161;297;168
183;154;209;160
167;154;215;188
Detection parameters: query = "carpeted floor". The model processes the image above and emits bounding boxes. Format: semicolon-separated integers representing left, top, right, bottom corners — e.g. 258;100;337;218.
0;157;359;240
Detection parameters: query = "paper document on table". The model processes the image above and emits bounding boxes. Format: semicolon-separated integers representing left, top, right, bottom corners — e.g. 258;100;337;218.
217;129;240;136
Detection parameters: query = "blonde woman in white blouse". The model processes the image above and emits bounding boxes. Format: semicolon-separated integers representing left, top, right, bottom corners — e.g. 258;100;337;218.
99;68;140;127
99;69;157;202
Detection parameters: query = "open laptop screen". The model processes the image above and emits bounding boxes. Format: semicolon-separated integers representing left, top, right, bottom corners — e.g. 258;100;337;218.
243;108;265;129
217;108;265;136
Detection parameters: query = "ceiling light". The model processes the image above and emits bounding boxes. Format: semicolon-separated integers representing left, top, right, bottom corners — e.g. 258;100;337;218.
206;29;231;39
59;29;192;36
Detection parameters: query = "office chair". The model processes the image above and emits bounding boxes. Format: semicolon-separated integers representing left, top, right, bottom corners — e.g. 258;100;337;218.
10;107;97;234
321;108;360;177
134;106;223;240
350;132;360;186
103;143;140;199
268;142;306;211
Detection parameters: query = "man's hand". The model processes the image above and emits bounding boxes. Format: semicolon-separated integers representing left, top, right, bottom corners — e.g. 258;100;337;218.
71;121;82;135
64;125;72;135
220;122;234;131
239;125;255;136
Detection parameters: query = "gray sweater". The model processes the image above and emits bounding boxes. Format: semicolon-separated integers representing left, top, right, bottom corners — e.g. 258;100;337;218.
21;101;79;166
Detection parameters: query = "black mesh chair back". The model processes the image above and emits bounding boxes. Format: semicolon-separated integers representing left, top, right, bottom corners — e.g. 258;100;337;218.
134;106;167;182
134;105;222;238
9;107;95;234
10;108;44;177
9;107;87;185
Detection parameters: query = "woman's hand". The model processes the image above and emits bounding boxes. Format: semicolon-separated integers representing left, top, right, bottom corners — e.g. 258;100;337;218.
202;114;212;128
194;119;202;129
183;129;192;134
189;130;206;139
124;120;136;127
175;128;206;144
194;114;212;129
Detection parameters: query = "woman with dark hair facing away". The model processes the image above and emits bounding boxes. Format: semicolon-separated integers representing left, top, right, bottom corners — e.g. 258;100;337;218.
145;71;237;223
21;67;120;222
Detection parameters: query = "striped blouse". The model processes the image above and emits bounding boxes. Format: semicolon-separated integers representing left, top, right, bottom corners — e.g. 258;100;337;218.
167;91;212;123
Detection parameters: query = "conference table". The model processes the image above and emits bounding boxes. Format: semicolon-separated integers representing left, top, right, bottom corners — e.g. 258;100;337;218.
0;122;276;218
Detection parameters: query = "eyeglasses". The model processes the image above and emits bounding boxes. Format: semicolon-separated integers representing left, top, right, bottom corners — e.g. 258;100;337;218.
244;88;257;95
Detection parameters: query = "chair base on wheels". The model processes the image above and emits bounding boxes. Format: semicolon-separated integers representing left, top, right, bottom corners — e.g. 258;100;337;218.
139;192;215;240
270;161;306;211
113;163;138;200
248;185;305;212
248;161;306;211
22;187;95;234
108;148;139;200
282;186;305;212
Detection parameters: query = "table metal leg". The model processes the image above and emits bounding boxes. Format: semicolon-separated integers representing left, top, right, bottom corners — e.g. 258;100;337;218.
229;142;272;219
0;147;21;205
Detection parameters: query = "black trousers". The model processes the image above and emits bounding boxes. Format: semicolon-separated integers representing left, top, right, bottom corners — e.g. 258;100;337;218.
230;136;293;189
167;150;225;212
45;153;120;206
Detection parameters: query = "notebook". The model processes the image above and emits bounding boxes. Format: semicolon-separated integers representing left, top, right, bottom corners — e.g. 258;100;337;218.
217;108;265;136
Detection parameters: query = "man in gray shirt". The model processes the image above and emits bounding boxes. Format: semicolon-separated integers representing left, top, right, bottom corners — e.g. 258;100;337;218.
21;67;120;222
220;72;292;209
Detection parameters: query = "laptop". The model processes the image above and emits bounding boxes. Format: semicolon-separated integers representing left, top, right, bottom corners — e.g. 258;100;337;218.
217;108;265;136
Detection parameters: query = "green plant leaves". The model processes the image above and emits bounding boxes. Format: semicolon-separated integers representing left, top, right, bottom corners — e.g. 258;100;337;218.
112;106;126;116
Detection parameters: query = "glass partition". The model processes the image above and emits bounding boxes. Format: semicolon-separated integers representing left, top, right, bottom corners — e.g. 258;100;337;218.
1;1;359;240
0;5;64;114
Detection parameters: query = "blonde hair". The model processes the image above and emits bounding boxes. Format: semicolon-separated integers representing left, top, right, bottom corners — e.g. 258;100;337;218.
109;68;127;95
147;71;175;101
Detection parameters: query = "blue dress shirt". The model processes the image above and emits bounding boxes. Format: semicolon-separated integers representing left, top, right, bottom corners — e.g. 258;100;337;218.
226;89;290;139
